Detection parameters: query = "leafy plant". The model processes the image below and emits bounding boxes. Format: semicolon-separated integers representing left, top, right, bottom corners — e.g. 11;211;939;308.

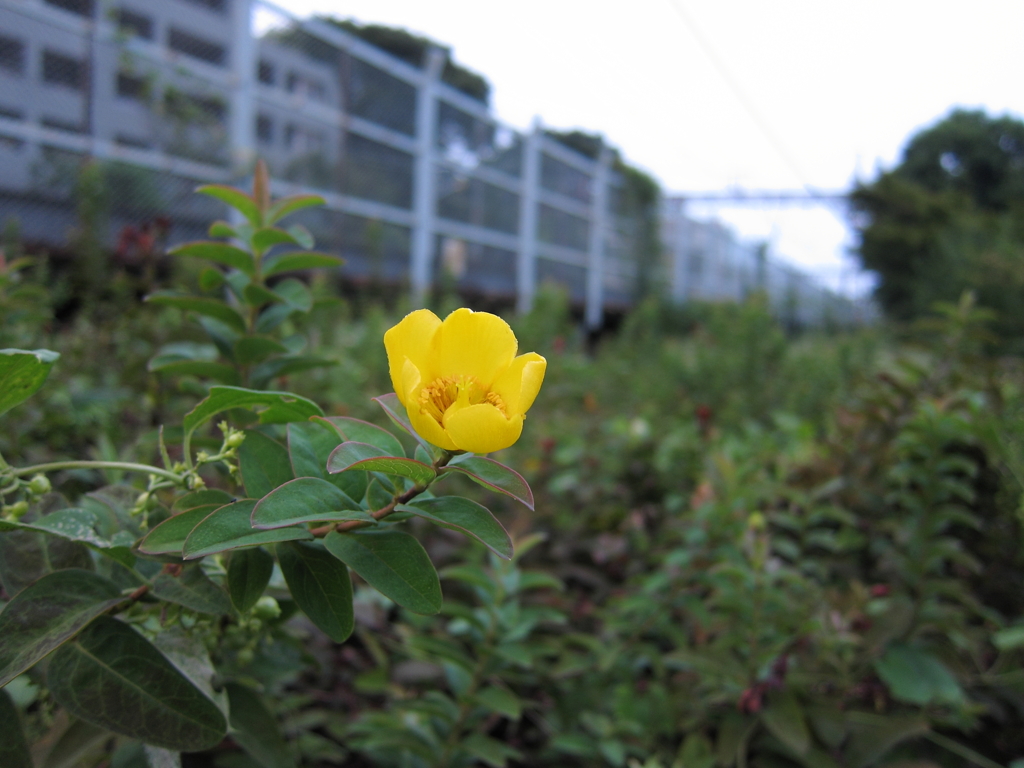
147;160;343;389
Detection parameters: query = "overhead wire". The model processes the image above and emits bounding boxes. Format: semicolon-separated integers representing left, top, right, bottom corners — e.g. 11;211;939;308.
663;0;817;195
664;0;858;281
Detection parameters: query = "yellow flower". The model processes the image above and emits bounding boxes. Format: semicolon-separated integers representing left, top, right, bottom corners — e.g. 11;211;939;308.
384;308;547;454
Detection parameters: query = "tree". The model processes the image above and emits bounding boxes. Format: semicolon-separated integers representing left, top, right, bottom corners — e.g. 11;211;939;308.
852;109;1024;347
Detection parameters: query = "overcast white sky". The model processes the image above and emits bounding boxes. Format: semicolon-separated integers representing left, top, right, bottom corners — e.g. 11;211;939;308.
270;0;1024;296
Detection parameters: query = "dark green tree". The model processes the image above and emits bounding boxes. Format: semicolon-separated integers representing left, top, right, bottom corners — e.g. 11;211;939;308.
852;109;1024;347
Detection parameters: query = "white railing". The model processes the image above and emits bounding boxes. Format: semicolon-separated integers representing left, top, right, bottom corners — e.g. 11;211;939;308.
0;0;862;326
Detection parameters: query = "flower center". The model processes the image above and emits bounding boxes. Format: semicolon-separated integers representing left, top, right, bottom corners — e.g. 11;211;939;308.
418;375;506;423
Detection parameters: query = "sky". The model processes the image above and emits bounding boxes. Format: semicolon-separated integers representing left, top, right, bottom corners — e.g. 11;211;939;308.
266;0;1024;296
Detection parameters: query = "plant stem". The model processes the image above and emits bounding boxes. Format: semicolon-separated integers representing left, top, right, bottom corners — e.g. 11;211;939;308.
10;461;182;484
309;451;454;537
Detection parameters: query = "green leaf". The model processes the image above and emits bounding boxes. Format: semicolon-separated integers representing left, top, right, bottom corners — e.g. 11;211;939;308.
475;686;522;720
252;477;367;530
198;317;241;358
286;224;314;249
250;355;336;388
145;292;247;334
288;421;368;502
168;241;255;276
678;734;715;768
148;360;241;385
517;571;563;591
235;336;288;366
994;625;1024;650
109;742;182;768
373;393;430;450
251;227;301;253
322;416;406;458
182;500;312;559
715;712;754;767
0;522;94;597
262;252;344;277
138;504;226;556
243;283;284;308
226;683;295;768
238;430;294;499
0;689;32;768
42;718;111;768
197;184;261;226
228;547;274;612
598;740;625;768
808;705;846;750
174;489;235;512
47;616;227;751
0;348;60;417
844;712;930;768
323;529;442;615
874;644;964;705
444;456;534;510
398;497;512;559
327;442;435;486
761;690;811;756
365;478;392;511
199;267;226;291
272;278;312;312
0;569;122;686
152;564;234;615
224;270;251;303
462;733;522;768
152;624;226;716
276;541;354;642
183;387;323;454
265;193;325;225
209;220;236;238
254;302;296;334
0;507;117;551
148;341;219;373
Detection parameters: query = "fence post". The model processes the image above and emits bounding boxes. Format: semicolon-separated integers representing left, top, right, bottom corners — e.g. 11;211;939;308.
516;117;542;314
228;0;257;181
585;148;611;330
410;48;446;307
667;198;687;303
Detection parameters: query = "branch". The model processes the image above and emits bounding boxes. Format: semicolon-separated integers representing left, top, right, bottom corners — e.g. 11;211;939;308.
10;461;183;484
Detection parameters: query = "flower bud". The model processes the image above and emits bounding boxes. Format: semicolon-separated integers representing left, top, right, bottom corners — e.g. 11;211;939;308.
252;596;281;620
6;501;29;520
28;474;51;495
225;431;246;449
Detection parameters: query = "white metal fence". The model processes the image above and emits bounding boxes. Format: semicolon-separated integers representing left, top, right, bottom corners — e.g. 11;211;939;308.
0;0;860;326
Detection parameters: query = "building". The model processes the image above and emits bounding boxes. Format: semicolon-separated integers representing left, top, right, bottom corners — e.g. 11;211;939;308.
0;0;857;326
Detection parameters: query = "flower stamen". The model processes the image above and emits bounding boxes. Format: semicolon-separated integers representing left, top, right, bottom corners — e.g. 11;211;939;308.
418;375;509;423
419;376;461;422
485;391;507;416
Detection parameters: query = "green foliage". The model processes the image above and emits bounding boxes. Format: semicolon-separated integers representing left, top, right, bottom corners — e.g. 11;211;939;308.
147;160;340;390
0;348;59;417
319;17;491;104
0;169;537;767
853;108;1024;348
3;166;1024;767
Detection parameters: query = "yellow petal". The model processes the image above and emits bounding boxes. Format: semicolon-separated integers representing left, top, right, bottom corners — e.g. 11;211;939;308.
491;352;547;416
384;309;441;404
399;357;423;405
406;399;459;451
444;404;523;454
433;308;517;389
